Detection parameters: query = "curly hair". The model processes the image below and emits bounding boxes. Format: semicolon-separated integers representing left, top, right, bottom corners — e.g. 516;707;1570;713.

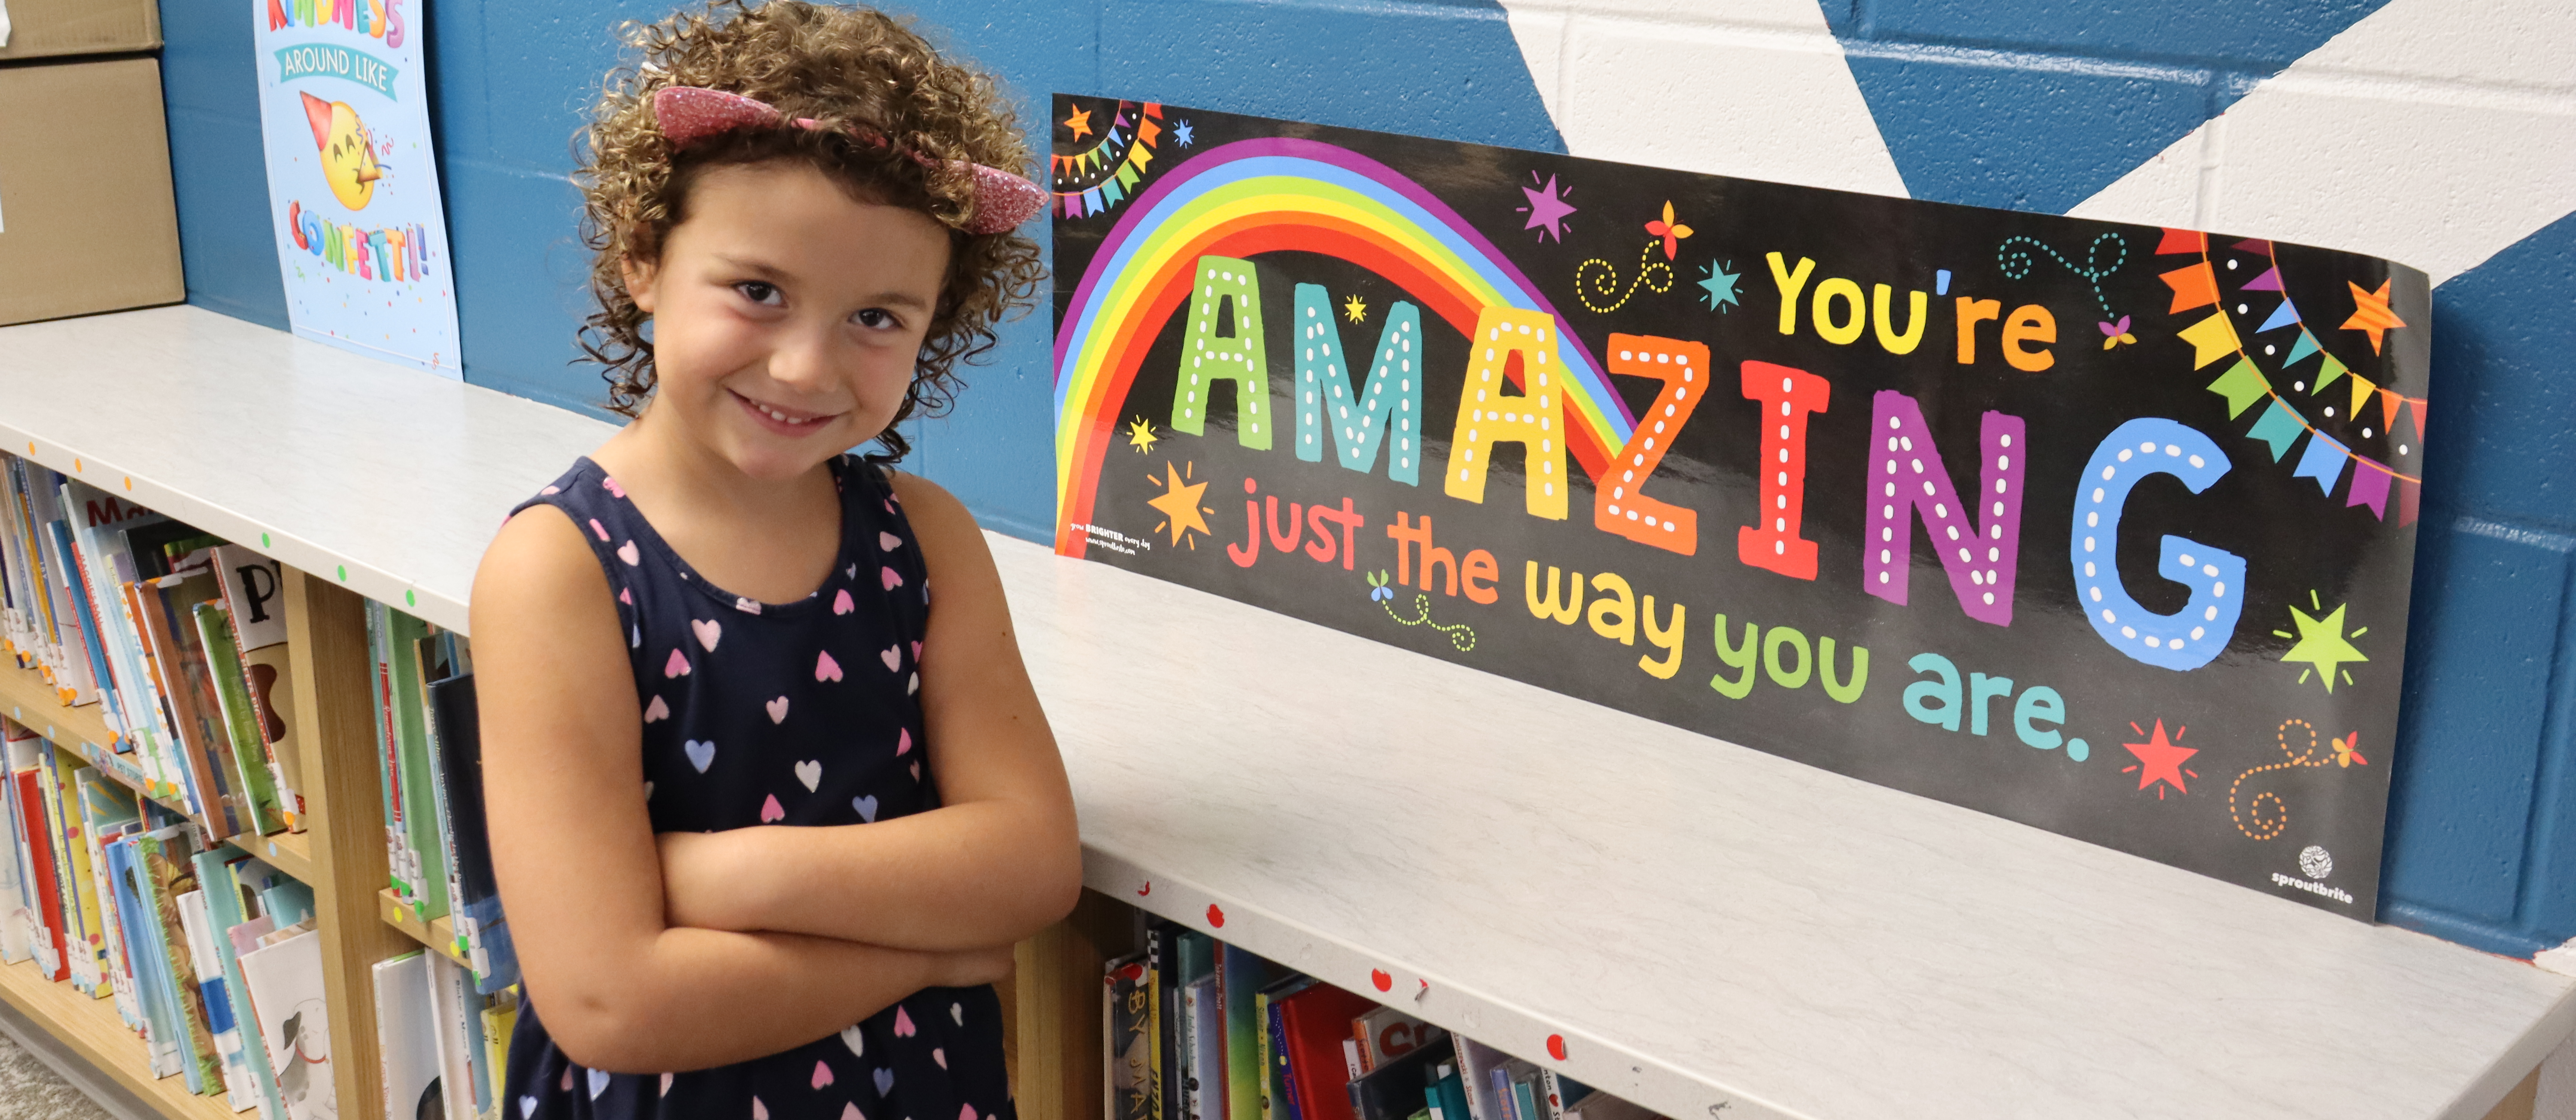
574;0;1047;461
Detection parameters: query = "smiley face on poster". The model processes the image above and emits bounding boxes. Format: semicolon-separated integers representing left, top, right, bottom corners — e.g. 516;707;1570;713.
1051;98;2430;916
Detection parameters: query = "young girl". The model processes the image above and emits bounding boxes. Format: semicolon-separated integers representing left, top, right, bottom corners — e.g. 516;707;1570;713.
469;3;1077;1117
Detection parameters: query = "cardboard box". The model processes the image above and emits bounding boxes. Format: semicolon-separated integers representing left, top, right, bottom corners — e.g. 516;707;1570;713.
0;0;160;62
0;56;185;326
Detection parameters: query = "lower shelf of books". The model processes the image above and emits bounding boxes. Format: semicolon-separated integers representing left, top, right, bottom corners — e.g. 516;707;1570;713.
1091;899;1662;1120
0;950;240;1120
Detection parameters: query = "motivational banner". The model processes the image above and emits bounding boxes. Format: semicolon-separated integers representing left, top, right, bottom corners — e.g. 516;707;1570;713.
253;0;461;376
1051;99;2430;917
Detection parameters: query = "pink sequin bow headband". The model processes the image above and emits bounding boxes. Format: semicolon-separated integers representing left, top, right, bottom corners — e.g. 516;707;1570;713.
651;85;1045;236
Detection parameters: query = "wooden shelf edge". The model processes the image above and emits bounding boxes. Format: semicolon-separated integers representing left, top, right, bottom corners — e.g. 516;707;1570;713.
376;886;471;971
0;953;241;1120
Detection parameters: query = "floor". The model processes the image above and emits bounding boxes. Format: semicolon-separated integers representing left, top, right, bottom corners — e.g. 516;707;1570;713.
0;1029;118;1120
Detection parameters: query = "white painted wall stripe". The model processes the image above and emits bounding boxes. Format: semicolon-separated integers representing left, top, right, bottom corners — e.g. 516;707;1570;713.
1500;1;1910;199
2070;0;2576;285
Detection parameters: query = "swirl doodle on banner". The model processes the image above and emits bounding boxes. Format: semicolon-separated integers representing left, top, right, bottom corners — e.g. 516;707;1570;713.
2230;718;2345;840
1368;572;1476;652
1997;232;2129;322
1051;99;1166;219
1577;242;1675;314
2157;229;2427;523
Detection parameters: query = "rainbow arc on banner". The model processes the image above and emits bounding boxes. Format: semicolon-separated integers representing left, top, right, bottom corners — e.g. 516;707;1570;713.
2156;229;2425;523
1053;137;1638;556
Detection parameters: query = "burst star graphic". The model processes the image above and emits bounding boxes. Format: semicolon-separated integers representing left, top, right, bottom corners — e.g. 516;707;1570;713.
1173;120;1195;147
2341;278;2405;355
2276;590;2369;693
1343;294;1368;323
2120;719;2198;798
1698;260;1742;312
1144;461;1212;547
1125;417;1159;453
1517;171;1577;243
1063;105;1094;140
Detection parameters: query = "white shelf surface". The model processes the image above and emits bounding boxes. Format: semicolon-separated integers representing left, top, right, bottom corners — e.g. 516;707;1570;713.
0;306;612;632
3;307;2569;1120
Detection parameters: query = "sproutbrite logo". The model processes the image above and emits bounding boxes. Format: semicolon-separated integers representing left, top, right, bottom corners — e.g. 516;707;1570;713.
2299;845;2334;880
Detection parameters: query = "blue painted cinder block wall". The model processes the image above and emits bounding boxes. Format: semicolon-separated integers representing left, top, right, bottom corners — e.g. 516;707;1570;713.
155;0;2571;957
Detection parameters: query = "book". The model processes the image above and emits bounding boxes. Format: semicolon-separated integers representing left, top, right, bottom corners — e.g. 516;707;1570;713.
1343;1040;1364;1080
197;847;289;1120
1558;1092;1655;1120
1449;1036;1506;1120
1429;1063;1470;1120
1537;1070;1590;1120
46;518;116;716
237;927;334;1120
425;951;489;1120
480;995;516;1114
196;601;287;835
176;887;262;1109
103;832;185;1076
1185;974;1224;1120
367;600;412;904
36;743;105;995
1109;953;1154;1120
135;826;223;1094
426;671;516;991
211;544;302;829
132;572;241;836
1221;944;1290;1120
1257;974;1315;1120
1275;980;1379;1120
78;770;144;1028
29;484;103;707
375;951;445;1120
0;747;27;965
7;733;70;980
1352;1006;1438;1074
1345;1033;1452;1120
1504;1063;1542;1120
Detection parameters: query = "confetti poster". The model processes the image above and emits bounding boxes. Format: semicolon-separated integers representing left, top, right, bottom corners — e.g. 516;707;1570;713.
1051;99;2431;916
252;0;460;377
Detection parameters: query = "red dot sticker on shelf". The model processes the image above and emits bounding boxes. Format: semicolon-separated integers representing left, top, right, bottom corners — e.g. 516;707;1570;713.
1137;881;1152;897
1206;904;1225;928
1371;969;1392;992
1546;1035;1567;1061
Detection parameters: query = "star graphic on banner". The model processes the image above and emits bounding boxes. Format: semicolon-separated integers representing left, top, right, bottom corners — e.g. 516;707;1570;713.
1172;120;1195;147
1698;261;1741;312
1125;417;1159;453
1516;171;1577;243
2275;591;2368;692
2120;719;2198;798
1063;105;1094;140
1144;461;1212;548
1343;294;1368;323
2340;278;2405;355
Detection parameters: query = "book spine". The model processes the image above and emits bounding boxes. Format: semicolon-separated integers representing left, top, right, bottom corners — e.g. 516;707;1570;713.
12;767;68;981
1267;995;1303;1120
175;887;261;1109
368;599;411;903
49;515;123;729
194;603;283;835
37;746;103;995
1343;1038;1364;1081
125;581;210;821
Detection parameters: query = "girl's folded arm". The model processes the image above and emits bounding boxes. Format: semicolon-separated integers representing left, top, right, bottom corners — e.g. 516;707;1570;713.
475;504;1009;1073
657;474;1082;950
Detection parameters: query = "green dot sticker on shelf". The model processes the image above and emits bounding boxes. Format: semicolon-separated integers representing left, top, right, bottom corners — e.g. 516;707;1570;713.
338;564;349;581
261;533;271;548
407;590;416;606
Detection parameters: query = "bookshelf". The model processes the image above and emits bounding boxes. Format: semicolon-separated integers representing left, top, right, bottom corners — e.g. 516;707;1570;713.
0;304;2561;1120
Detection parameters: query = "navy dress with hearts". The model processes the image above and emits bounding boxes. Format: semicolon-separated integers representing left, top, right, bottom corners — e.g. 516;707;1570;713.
499;453;1011;1120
